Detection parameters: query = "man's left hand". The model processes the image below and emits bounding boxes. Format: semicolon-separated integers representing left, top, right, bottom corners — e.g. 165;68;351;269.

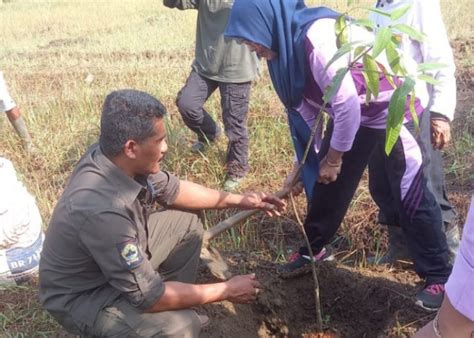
241;192;286;217
431;116;451;150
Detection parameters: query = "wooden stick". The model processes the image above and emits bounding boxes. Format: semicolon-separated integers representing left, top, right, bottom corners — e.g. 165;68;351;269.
203;188;291;244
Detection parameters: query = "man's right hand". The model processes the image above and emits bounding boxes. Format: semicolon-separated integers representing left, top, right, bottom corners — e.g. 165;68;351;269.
239;192;286;217
224;274;261;304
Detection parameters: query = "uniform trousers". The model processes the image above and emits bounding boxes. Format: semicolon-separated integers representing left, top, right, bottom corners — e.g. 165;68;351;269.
84;209;204;338
176;70;251;178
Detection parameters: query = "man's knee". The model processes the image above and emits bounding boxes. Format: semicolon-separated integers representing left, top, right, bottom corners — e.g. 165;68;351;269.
93;303;203;338
188;211;204;240
149;309;202;337
176;89;202;123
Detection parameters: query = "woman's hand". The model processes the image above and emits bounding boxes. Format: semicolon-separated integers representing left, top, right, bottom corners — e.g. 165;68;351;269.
317;147;343;184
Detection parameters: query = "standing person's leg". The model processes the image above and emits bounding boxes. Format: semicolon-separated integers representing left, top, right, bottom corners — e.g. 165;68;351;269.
368;150;411;264
420;110;459;260
176;70;221;150
86;209;206;337
373;109;460;265
373;125;451;310
219;81;251;191
278;124;377;274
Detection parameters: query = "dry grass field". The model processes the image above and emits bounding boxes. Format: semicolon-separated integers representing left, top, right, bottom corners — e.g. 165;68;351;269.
0;0;473;336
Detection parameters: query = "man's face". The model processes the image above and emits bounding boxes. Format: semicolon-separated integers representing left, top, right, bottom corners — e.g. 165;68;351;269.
134;118;168;176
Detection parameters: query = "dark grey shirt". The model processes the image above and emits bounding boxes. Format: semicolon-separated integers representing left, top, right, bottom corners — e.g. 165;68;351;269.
39;144;180;331
164;0;259;82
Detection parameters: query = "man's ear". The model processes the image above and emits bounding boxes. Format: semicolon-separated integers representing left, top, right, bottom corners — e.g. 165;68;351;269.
123;140;138;159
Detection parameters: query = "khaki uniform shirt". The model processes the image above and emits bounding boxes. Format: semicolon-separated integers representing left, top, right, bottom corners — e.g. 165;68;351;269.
164;0;259;83
39;144;180;331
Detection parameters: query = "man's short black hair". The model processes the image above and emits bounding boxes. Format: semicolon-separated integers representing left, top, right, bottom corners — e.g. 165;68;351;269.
99;89;167;157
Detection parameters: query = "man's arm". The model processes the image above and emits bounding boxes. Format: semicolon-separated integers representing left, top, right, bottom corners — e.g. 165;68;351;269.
80;211;166;309
81;210;261;312
171;180;285;216
163;0;199;10
145;274;259;312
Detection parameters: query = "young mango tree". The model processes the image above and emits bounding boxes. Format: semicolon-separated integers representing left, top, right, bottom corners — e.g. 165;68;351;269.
295;2;446;334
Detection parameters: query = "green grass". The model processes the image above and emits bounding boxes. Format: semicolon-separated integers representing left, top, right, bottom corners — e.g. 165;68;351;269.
0;0;473;336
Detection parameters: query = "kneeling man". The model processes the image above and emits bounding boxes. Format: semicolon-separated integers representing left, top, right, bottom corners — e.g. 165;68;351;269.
39;89;285;337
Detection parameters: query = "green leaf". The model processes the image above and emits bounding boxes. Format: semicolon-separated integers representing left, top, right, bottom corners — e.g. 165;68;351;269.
324;40;368;72
392;24;426;42
372;27;392;58
363;54;380;98
385;78;416;155
377;62;397;89
391;35;402;47
365;7;391;17
365;88;373;105
408;90;419;129
323;68;349;103
353;19;374;31
390;4;411;20
360;70;372;105
385;41;403;75
335;15;348;48
346;0;354;6
354;46;367;60
417;62;448;72
418;74;441;86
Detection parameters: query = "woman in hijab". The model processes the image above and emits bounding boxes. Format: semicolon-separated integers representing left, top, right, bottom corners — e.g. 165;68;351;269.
225;0;451;311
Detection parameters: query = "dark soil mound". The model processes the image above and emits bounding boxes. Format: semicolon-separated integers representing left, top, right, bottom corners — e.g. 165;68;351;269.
198;254;432;338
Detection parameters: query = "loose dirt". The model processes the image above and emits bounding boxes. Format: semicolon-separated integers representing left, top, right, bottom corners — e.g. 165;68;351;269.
198;253;429;338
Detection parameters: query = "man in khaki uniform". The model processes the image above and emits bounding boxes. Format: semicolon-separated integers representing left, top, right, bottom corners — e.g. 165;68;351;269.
39;89;285;337
164;0;259;191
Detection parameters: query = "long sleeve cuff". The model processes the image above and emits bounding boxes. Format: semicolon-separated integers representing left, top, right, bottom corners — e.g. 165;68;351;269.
445;250;474;321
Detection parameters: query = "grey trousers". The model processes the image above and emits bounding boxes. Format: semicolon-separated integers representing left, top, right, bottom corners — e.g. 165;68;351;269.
419;111;456;227
86;209;204;338
176;70;251;178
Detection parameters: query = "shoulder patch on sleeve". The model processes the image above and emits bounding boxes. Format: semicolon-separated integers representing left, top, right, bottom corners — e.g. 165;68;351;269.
117;238;144;270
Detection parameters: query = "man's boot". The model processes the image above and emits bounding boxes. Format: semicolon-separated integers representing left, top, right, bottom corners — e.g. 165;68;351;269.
368;226;411;265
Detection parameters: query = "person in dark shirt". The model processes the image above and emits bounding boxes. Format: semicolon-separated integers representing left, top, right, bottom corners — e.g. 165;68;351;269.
39;89;285;337
163;0;259;191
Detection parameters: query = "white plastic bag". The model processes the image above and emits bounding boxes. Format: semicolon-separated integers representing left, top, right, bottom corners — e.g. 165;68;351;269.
0;157;43;287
